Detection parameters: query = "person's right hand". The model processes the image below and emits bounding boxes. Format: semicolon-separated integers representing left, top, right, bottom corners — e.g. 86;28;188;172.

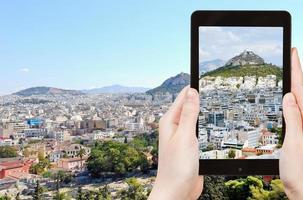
280;48;303;200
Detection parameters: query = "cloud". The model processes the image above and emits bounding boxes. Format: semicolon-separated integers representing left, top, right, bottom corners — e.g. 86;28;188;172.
19;68;30;73
199;27;283;66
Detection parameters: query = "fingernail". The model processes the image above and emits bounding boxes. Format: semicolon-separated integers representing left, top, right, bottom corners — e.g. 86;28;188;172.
187;88;198;102
284;93;297;106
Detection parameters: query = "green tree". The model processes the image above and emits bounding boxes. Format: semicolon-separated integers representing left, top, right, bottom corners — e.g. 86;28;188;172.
199;176;228;200
85;191;95;200
0;146;17;158
77;187;84;200
87;141;148;177
228;149;236;159
77;147;86;170
33;181;44;200
0;194;11;200
53;191;71;200
30;156;51;175
97;185;112;200
118;178;147;200
15;193;20;200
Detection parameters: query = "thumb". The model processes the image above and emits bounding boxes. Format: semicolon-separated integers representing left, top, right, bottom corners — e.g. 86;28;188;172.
283;93;303;146
177;88;200;136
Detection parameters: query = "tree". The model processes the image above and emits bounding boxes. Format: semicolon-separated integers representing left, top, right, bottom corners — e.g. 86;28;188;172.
0;194;11;200
228;149;236;159
53;191;71;200
85;191;94;200
87;141;148;177
118;178;147;200
77;187;84;200
33;181;44;200
0;146;17;158
15;193;20;200
97;185;112;200
77;147;86;170
199;176;228;200
30;157;51;175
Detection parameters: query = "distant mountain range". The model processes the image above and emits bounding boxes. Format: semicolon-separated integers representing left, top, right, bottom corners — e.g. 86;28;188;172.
201;50;282;80
146;72;190;95
199;59;225;75
13;73;189;96
13;87;84;96
82;85;150;94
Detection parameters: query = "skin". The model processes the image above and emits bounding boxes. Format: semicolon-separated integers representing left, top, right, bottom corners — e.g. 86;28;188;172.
149;48;303;200
280;48;303;200
148;86;203;200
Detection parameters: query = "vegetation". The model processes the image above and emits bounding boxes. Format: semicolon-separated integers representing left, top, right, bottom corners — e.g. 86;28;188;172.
200;176;228;200
0;194;11;200
87;140;149;177
30;155;51;175
201;64;283;81
225;176;287;200
199;176;288;200
76;185;112;200
77;147;86;170
228;149;236;159
118;178;148;200
53;191;71;200
33;181;44;200
77;187;84;200
0;146;17;158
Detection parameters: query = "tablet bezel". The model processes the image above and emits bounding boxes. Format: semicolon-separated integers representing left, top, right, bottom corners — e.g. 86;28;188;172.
191;10;291;175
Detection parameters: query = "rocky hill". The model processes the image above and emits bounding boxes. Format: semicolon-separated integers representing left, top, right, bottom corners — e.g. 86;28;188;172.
201;51;282;80
225;50;265;67
14;87;83;96
146;72;190;95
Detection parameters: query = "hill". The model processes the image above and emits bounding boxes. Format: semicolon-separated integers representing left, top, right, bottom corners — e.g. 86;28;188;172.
146;72;190;95
201;50;282;80
83;85;150;94
14;87;83;96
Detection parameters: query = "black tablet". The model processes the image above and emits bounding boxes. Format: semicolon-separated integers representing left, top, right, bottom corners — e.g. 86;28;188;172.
191;11;291;175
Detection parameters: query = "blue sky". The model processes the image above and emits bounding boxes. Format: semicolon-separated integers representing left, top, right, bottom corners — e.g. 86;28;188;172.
0;0;302;95
199;27;283;66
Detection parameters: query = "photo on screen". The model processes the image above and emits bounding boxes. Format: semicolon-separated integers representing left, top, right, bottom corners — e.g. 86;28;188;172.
198;27;283;159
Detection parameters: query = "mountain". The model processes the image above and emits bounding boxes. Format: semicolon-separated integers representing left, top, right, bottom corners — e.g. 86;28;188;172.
225;50;264;67
83;85;150;94
199;59;225;75
14;87;83;96
201;50;282;80
146;72;190;95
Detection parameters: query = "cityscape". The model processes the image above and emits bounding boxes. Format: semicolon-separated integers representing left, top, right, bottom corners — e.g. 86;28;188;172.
198;50;283;160
0;72;190;199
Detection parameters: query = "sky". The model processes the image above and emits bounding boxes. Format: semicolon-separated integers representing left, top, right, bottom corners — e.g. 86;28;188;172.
0;0;302;95
199;27;283;66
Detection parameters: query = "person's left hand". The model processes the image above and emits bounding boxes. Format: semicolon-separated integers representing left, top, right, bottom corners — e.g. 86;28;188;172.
148;86;203;200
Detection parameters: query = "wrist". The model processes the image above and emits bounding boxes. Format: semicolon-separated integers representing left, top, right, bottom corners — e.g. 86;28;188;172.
148;180;188;200
285;188;303;200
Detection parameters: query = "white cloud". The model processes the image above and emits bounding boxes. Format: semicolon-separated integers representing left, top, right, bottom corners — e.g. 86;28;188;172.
199;27;283;66
19;68;30;73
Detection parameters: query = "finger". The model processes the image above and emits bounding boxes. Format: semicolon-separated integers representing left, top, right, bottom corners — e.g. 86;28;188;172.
159;86;189;143
291;48;303;117
282;93;303;147
176;88;199;139
166;85;190;125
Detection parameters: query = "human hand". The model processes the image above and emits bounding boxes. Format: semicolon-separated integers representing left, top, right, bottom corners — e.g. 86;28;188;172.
148;86;203;200
280;48;303;200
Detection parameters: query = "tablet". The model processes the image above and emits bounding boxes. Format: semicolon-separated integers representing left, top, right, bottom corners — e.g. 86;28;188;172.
191;11;291;175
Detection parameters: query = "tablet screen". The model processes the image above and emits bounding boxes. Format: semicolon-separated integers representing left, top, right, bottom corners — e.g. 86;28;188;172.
198;27;283;160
